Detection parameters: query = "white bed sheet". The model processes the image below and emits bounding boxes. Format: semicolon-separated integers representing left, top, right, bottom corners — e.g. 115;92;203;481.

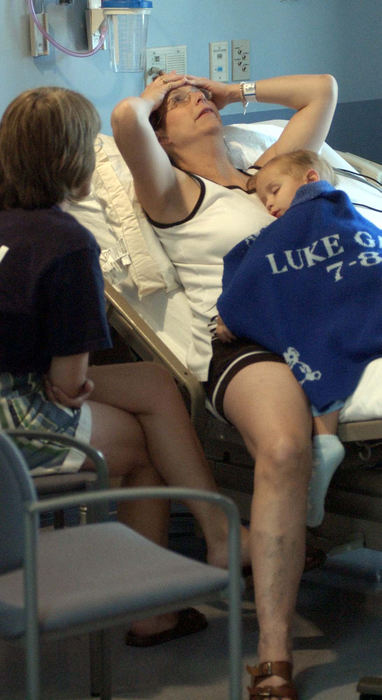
67;121;382;425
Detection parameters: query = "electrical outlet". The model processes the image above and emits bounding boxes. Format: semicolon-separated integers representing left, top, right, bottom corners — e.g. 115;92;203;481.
231;39;250;81
145;45;187;85
209;41;229;82
29;12;49;57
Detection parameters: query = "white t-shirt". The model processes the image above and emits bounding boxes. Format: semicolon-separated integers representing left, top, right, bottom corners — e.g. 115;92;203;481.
150;172;273;380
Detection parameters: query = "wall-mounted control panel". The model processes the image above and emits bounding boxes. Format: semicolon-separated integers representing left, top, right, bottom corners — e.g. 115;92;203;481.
145;45;187;84
209;41;229;82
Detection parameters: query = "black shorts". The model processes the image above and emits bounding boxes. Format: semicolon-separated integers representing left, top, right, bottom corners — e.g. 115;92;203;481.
204;337;285;421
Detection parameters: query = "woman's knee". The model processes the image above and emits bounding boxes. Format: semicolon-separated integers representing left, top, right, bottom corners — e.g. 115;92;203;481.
253;431;312;486
87;399;152;474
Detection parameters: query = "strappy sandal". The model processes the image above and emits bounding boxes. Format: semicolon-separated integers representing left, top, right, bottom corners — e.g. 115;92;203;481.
247;661;298;699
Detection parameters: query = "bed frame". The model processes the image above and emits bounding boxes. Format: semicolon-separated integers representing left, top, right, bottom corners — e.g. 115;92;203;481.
103;279;382;555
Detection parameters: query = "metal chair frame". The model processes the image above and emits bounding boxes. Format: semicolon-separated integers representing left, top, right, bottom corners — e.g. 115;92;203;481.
4;429;110;524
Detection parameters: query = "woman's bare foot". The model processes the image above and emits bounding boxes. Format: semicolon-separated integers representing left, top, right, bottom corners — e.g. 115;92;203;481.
126;608;208;646
129;612;178;638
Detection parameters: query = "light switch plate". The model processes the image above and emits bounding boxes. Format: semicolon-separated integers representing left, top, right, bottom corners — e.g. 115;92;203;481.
232;39;250;81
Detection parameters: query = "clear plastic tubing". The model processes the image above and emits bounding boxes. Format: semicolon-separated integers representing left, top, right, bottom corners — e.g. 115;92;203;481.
26;0;107;57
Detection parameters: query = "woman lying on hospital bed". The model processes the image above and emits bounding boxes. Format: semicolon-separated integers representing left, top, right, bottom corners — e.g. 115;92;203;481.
0;86;250;648
216;148;382;529
111;70;338;700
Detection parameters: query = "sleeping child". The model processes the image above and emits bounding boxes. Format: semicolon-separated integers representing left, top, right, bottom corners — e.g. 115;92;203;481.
216;149;382;527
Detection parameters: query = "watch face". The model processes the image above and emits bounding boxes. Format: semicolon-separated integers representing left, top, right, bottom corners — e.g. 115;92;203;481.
243;82;256;96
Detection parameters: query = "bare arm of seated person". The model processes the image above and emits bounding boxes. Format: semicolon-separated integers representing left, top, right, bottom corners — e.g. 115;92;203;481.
44;353;94;408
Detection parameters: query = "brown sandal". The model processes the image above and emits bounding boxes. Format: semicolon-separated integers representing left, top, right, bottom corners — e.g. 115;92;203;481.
247;661;298;699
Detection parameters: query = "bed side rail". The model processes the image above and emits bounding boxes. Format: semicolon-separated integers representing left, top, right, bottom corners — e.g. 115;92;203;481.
336;150;382;184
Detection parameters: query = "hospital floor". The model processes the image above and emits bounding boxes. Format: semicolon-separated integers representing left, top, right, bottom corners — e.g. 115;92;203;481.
1;515;382;700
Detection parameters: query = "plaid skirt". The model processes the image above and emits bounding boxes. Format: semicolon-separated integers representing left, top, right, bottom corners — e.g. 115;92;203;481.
0;372;92;474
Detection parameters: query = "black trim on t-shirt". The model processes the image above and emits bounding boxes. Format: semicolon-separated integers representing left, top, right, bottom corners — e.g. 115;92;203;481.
146;166;260;229
146;175;206;229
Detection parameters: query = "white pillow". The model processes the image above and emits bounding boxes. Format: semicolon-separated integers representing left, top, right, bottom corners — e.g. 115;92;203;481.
224;121;283;168
224;119;359;171
94;135;180;297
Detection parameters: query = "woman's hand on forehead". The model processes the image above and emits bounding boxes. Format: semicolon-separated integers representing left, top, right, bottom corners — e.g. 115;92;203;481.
185;74;233;110
140;70;190;110
142;71;233;113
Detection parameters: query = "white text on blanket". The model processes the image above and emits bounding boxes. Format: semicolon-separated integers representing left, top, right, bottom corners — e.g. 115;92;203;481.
266;230;382;278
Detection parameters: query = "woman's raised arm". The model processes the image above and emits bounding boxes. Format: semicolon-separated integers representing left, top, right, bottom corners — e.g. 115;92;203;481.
111;73;199;221
185;72;337;162
253;73;338;166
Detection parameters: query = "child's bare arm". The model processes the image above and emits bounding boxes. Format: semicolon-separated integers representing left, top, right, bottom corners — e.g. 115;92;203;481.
216;315;236;343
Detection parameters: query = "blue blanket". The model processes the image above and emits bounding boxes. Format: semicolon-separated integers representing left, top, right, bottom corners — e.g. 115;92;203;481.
217;181;382;411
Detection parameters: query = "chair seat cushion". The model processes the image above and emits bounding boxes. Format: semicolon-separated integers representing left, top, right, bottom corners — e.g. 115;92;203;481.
0;522;229;639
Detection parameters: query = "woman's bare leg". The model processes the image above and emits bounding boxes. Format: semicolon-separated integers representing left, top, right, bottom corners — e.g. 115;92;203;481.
87;361;250;568
223;362;312;699
313;410;339;435
86;399;169;543
86;398;180;637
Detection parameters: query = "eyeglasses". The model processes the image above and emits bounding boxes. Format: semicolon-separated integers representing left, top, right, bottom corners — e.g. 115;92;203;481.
150;86;213;130
165;86;212;112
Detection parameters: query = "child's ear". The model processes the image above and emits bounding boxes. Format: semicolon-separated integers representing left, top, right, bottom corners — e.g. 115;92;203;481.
305;168;320;183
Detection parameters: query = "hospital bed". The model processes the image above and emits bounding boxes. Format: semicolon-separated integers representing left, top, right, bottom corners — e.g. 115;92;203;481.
67;120;382;554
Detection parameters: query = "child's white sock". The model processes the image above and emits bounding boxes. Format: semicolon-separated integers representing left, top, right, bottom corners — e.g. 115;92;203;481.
307;434;345;528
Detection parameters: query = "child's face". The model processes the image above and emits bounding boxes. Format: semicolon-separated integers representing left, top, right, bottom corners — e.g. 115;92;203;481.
256;164;308;219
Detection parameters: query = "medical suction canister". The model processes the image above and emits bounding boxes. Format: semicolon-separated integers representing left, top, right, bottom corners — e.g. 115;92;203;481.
101;0;152;72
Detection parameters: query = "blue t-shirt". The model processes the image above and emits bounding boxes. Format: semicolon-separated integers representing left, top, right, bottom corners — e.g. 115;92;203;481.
0;205;112;374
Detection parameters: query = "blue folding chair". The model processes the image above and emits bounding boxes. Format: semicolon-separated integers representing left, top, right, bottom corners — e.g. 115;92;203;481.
0;432;243;700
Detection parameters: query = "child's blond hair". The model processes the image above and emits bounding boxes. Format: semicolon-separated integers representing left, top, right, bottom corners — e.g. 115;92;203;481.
248;149;336;192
